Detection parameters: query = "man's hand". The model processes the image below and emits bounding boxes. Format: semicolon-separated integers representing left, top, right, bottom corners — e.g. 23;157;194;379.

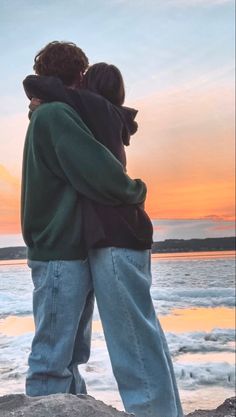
29;97;42;112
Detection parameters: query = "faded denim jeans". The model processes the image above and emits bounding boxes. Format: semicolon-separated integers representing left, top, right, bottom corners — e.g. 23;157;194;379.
27;249;183;417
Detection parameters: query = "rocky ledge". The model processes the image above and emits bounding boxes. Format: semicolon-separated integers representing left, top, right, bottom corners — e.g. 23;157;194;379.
0;394;131;417
0;394;235;417
186;397;235;417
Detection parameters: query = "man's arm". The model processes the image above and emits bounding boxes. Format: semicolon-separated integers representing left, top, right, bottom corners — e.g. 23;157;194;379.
35;102;146;206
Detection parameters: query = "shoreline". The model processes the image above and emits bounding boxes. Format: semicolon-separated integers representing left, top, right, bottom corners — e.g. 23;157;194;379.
0;248;235;263
0;237;235;261
0;250;235;266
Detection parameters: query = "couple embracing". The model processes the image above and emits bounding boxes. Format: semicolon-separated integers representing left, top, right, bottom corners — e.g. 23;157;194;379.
21;41;183;417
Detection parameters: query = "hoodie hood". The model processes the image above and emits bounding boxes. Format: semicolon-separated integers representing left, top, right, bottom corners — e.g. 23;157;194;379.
114;105;138;146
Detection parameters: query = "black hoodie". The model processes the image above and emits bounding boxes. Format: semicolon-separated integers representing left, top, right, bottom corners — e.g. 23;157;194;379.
23;75;153;250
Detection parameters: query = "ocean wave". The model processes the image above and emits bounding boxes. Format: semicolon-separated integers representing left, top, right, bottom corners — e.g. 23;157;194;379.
0;271;32;316
0;331;235;395
152;287;234;301
167;328;235;356
175;362;235;388
151;287;235;312
0;301;32;317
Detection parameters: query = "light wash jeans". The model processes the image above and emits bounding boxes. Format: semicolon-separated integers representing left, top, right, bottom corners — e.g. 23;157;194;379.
27;248;183;417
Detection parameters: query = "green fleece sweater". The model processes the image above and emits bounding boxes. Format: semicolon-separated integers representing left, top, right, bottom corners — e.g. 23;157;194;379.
21;102;146;260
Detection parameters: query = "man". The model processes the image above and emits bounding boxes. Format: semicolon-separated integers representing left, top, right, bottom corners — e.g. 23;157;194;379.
22;42;183;417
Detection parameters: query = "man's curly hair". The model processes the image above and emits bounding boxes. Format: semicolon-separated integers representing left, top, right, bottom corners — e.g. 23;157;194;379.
33;41;89;86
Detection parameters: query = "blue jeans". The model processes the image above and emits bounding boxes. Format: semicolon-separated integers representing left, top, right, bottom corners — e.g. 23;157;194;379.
27;249;183;417
26;259;93;395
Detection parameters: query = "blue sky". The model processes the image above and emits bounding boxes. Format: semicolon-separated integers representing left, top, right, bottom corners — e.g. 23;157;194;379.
0;0;234;113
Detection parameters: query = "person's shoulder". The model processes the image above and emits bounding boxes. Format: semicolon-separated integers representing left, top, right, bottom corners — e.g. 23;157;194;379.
75;89;114;110
76;89;105;102
76;89;123;128
34;102;75;118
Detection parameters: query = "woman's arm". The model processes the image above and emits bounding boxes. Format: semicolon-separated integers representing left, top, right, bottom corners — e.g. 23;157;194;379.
23;75;74;106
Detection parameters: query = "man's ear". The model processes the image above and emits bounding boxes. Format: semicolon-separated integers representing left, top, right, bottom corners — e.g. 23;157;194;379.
73;72;83;89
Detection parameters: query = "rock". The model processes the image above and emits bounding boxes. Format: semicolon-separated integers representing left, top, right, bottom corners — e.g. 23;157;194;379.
185;396;236;417
204;333;217;341
0;394;133;417
0;394;235;417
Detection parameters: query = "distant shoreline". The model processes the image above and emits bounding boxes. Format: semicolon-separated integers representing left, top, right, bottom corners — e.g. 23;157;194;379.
0;237;235;261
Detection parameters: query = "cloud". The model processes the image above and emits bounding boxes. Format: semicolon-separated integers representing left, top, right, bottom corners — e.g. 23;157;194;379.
0;165;20;189
0;165;21;234
0;112;28;233
210;223;236;231
112;0;233;7
152;218;235;241
202;214;235;221
166;0;233;6
126;79;235;220
0;112;28;175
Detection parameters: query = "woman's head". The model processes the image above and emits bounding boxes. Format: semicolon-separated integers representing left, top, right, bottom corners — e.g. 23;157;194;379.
83;63;125;106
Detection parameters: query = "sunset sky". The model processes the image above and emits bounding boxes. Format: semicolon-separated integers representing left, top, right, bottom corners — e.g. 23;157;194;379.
0;0;235;242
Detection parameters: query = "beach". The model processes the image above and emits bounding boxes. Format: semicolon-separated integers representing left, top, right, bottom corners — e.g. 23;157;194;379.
0;251;235;414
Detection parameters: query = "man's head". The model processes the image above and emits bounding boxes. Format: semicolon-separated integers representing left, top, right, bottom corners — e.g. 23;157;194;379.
33;41;89;87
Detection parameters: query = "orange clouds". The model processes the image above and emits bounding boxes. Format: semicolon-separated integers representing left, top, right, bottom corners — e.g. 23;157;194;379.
127;83;235;220
0;113;27;234
0;165;21;233
145;180;235;220
0;113;28;175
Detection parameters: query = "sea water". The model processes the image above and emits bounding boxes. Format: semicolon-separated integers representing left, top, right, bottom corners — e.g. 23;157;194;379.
0;251;235;413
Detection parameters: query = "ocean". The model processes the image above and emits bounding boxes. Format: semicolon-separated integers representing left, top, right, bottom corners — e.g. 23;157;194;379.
0;251;235;413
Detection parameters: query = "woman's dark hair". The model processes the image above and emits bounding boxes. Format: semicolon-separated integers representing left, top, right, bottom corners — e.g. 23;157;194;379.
33;41;89;86
83;63;125;106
